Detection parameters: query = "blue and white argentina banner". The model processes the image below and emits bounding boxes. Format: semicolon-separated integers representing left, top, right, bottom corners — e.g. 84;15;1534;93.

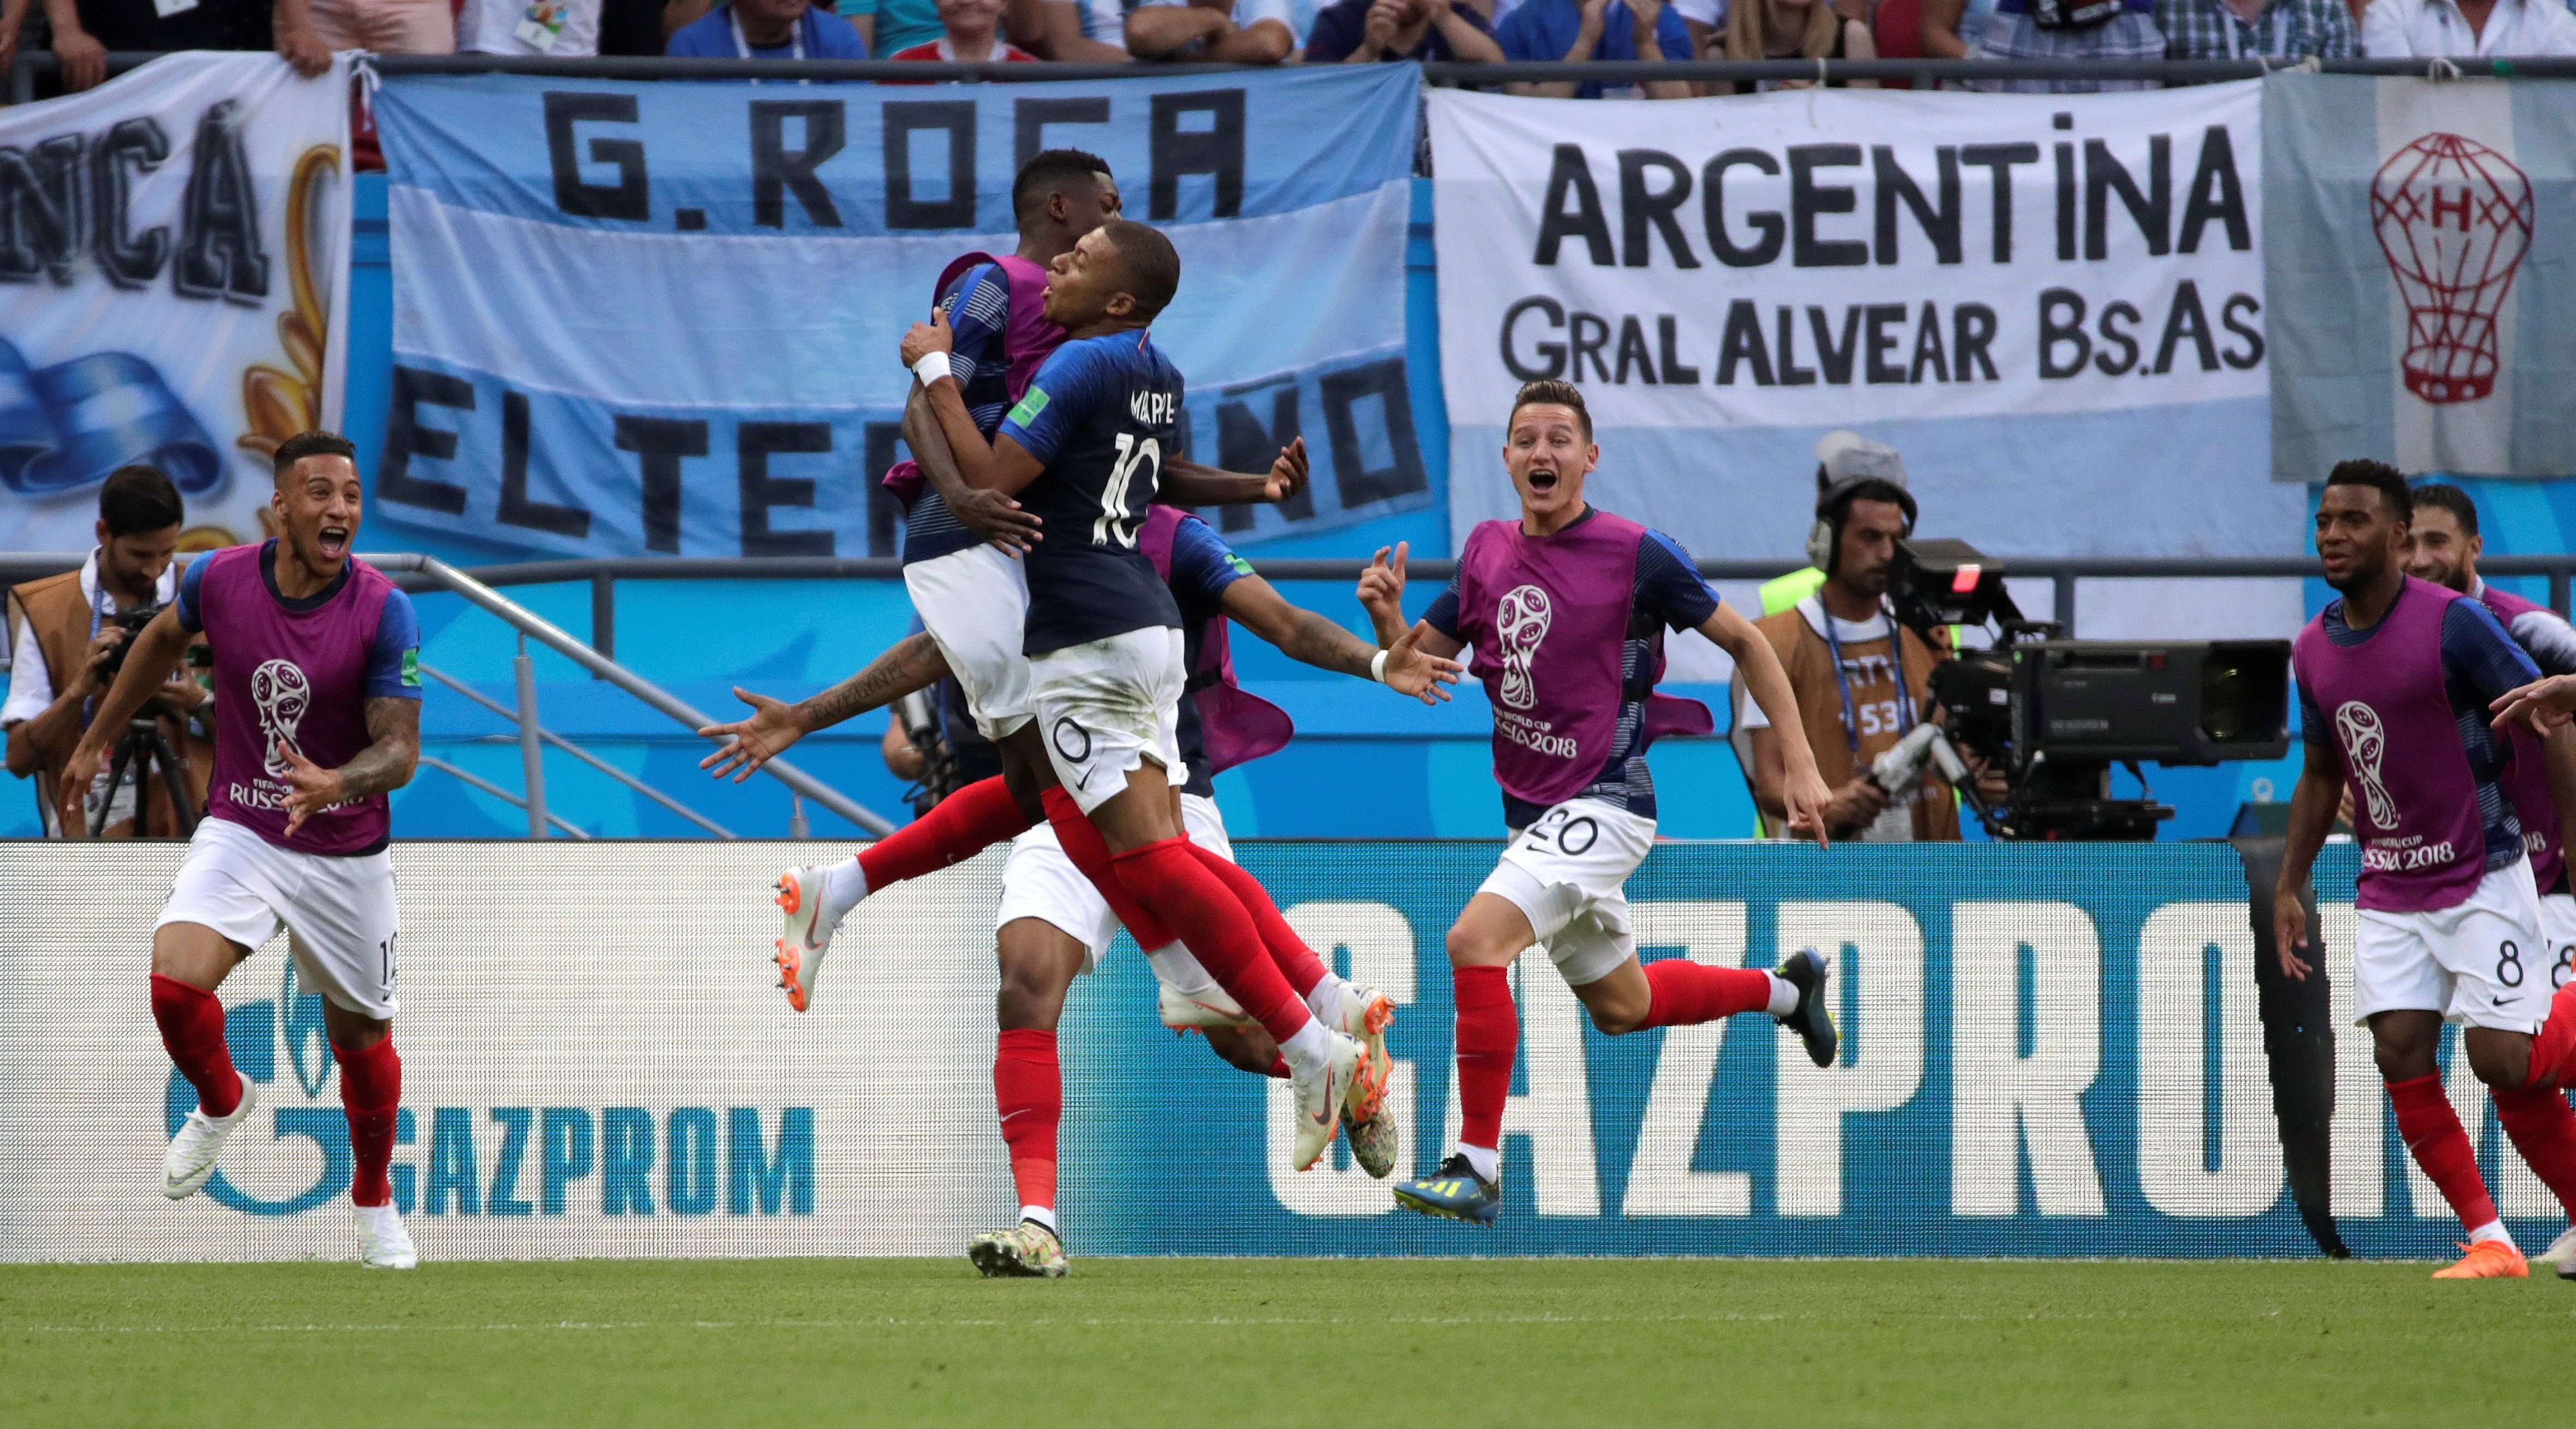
0;52;351;553
2266;73;2576;482
1428;83;2300;576
371;65;1424;558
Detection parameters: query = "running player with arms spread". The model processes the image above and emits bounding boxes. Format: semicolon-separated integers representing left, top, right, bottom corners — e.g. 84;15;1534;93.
901;219;1401;1172
62;431;426;1269
2277;461;2576;1280
1357;381;1841;1226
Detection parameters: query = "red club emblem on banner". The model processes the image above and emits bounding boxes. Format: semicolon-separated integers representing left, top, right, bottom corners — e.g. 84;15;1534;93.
2368;133;2535;405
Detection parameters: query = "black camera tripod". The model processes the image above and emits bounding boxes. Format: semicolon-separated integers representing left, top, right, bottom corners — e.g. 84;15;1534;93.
86;715;198;838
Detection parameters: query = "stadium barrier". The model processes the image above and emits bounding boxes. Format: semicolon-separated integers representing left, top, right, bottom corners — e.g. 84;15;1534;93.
0;836;2547;1262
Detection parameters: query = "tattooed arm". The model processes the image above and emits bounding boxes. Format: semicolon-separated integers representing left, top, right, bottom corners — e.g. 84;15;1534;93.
697;633;952;783
279;697;421;838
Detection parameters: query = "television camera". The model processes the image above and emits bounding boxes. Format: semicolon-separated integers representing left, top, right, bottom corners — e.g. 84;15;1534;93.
1878;539;2292;841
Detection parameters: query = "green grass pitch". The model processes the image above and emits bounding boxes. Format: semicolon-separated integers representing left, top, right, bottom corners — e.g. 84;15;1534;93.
2;1258;2567;1426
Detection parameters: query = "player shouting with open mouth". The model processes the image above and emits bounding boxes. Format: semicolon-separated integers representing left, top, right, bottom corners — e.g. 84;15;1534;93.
1358;381;1841;1227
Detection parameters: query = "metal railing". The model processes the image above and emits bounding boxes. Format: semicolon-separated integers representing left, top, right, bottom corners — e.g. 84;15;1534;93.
13;50;2576;103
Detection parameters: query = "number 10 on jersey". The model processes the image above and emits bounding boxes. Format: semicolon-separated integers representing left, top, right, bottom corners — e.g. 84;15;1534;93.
1099;434;1161;548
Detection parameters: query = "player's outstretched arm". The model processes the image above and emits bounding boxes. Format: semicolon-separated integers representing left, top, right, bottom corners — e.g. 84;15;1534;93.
1699;603;1833;847
2271;739;2343;981
1220;575;1463;704
903;386;1043;556
1163;437;1307;507
696;633;950;783
900;312;1045;497
2492;673;2576;736
56;605;192;823
278;698;421;838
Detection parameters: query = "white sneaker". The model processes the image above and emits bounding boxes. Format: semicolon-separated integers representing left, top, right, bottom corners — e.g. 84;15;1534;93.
1157;982;1257;1031
356;1203;418;1269
1289;1031;1388;1172
1319;980;1396;1108
163;1076;257;1200
772;866;839;1013
2536;1223;2576;1276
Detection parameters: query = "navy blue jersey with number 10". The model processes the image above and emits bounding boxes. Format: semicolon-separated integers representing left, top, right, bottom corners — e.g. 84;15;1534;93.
1000;329;1189;657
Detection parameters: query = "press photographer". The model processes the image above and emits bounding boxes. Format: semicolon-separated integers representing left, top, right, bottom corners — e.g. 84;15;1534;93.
3;466;211;837
1740;435;1996;842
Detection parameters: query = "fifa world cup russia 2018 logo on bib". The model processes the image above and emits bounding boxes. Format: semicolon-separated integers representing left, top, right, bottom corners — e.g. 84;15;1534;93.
1497;585;1552;711
251;659;311;777
2336;700;2397;829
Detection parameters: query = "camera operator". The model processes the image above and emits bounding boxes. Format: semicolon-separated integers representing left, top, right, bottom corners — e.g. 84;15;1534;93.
2;466;210;836
1740;441;1991;841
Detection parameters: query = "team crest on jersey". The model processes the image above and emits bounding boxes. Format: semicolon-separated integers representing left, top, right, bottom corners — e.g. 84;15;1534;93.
1497;584;1553;711
2335;700;2396;828
251;658;311;776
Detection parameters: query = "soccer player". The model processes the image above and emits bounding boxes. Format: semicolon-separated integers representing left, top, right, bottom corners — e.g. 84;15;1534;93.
899;218;1397;1172
2276;460;2576;1280
60;432;425;1269
1358;380;1840;1227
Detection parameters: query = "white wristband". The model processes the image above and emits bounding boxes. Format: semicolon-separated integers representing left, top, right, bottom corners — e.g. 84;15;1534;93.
911;351;952;386
1370;649;1390;684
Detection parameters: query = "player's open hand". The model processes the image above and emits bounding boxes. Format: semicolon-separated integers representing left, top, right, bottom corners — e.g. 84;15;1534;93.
698;686;806;783
899;310;955;369
2492;674;2576;736
1263;437;1308;503
277;745;346;838
1781;767;1835;849
2273;885;2311;981
948;487;1044;557
1381;621;1463;705
1357;543;1407;627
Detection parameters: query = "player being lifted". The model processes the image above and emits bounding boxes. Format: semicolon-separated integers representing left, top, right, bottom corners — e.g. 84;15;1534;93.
62;432;426;1269
897;218;1400;1171
1356;381;1840;1226
707;504;1457;1276
2277;462;2576;1280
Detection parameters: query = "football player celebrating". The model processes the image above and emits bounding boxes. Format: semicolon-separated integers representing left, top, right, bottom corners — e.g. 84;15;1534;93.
63;432;425;1269
2279;462;2576;1280
1356;381;1839;1227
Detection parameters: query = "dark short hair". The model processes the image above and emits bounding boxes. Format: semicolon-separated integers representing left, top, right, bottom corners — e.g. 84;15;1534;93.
1098;219;1179;322
98;464;181;537
1509;380;1592;442
2409;481;2479;536
2326;458;2412;521
272;430;358;481
1012;149;1114;223
1824;477;1916;528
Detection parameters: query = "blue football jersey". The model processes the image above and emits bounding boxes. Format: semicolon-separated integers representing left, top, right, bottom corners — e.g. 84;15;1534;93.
1000;329;1187;657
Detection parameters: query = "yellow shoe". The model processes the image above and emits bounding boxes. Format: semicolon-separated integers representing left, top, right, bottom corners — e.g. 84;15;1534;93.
2432;1239;2528;1279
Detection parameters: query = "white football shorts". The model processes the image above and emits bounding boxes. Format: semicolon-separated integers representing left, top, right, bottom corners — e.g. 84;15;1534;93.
155;815;401;1019
997;791;1231;978
904;542;1032;740
1475;796;1657;989
1027;626;1186;816
2543;890;2576;991
2353;857;2549;1034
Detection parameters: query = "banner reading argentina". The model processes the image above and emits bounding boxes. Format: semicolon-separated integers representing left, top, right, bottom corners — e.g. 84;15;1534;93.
372;66;1422;559
0;53;351;553
1428;84;2302;565
2267;73;2576;483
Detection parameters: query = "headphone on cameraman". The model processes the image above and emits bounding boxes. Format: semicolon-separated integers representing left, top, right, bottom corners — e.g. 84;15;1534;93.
1806;477;1919;575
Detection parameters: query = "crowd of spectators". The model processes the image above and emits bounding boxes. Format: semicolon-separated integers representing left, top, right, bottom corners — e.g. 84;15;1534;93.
3;0;2573;94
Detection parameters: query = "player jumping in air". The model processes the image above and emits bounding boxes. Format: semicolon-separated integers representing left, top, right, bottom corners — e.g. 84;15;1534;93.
707;505;1458;1276
62;432;425;1269
2277;461;2576;1280
895;218;1405;1173
1358;381;1840;1226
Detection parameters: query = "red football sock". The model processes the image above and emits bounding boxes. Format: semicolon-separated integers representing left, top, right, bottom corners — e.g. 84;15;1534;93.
335;1037;402;1209
1266;1056;1289;1079
1455;966;1516;1152
856;775;1031;890
2527;983;2576;1089
2495;1085;2576;1222
1638;960;1775;1029
149;974;241;1119
1110;837;1311;1046
994;1029;1061;1217
1185;843;1330;998
2387;1074;2500;1232
1042;786;1176;950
